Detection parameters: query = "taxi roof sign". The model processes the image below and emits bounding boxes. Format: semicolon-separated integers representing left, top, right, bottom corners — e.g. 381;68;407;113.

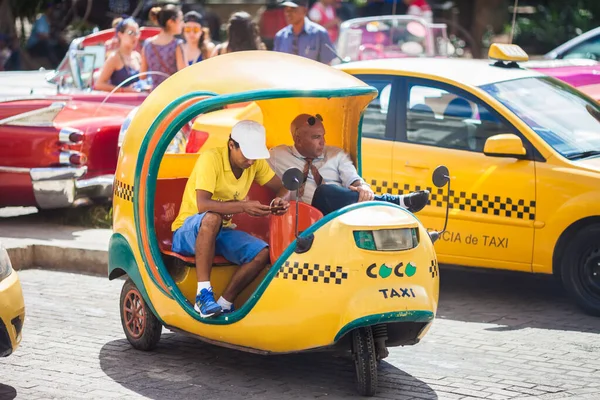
488;43;529;62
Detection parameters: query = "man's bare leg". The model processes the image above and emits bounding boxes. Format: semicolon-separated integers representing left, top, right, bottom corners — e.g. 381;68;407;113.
221;248;269;303
194;212;222;282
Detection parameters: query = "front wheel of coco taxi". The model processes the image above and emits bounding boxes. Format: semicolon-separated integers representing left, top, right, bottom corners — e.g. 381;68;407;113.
560;224;600;316
120;278;162;350
352;326;378;396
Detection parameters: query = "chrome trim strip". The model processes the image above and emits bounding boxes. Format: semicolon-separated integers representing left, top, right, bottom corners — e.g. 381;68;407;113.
30;166;87;181
0;166;30;173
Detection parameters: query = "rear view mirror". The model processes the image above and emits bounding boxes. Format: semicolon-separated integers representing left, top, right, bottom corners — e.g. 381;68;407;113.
432;165;449;188
483;134;527;158
282;168;304;191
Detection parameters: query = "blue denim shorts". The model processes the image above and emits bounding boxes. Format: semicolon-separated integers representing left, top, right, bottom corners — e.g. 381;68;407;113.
172;213;268;265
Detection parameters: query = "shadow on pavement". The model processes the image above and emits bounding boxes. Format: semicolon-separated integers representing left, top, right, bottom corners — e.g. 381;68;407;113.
437;266;600;333
0;383;17;400
99;335;437;400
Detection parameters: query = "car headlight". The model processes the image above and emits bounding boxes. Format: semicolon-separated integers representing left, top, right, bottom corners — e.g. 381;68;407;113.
118;106;138;148
353;228;419;251
0;246;13;282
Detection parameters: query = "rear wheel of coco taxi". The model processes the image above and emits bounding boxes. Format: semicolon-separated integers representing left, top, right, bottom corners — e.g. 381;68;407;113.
560;224;600;316
352;326;378;396
120;278;162;350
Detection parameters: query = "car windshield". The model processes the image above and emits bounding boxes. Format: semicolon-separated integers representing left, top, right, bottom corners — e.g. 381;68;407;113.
481;77;600;160
336;17;449;62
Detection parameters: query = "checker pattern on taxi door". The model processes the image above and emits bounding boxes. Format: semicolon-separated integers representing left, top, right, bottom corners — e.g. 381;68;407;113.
275;261;348;284
369;179;536;221
114;180;134;202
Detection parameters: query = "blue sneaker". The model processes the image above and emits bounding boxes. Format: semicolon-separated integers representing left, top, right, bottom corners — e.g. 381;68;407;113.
222;304;235;314
194;288;222;318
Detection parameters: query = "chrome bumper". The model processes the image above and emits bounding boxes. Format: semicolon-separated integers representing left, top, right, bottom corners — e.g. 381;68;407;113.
30;167;114;209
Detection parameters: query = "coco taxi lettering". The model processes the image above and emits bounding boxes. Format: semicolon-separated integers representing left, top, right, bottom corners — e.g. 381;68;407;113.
365;261;419;299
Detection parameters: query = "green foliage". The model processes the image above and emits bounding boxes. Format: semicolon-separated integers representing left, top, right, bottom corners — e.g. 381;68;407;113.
509;0;600;53
38;204;113;229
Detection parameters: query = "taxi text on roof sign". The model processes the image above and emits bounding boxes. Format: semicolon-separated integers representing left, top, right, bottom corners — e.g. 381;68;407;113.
488;43;529;62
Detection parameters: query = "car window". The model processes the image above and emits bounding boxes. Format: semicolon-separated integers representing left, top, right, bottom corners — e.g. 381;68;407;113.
563;36;600;61
360;79;393;140
407;84;512;152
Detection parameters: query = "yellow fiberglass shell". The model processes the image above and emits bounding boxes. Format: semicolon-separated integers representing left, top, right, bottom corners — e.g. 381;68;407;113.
110;51;437;353
0;269;25;355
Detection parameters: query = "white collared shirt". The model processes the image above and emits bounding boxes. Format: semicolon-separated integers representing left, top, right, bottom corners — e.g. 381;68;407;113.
268;145;363;204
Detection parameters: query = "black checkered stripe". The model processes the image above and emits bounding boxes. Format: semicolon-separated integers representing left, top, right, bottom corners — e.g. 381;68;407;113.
114;180;134;202
369;179;536;221
275;261;348;284
429;259;439;278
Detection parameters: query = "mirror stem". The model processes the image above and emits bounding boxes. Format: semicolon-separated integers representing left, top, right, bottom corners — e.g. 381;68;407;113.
295;188;300;238
440;176;451;235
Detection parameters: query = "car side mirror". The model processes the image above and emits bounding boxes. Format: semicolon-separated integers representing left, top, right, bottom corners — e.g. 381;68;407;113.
483;134;527;158
428;165;451;244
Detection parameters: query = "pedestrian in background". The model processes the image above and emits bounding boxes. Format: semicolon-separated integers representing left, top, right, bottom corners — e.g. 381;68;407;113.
404;0;432;23
140;4;186;89
95;17;142;93
210;11;266;57
273;0;336;64
308;0;341;43
182;11;215;65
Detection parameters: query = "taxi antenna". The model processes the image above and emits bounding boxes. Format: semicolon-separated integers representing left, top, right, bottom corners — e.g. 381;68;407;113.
509;0;519;44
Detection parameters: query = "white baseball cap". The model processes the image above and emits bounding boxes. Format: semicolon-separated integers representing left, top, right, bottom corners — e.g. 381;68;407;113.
230;120;270;160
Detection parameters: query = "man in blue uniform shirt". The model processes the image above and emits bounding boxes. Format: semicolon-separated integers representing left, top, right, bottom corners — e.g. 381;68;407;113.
273;0;336;64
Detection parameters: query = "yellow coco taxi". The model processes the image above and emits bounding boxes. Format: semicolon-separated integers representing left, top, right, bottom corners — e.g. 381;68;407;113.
180;44;600;316
109;51;450;396
0;241;25;357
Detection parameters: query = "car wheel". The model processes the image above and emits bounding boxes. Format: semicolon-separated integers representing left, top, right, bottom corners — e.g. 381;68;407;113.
120;278;162;350
560;224;600;316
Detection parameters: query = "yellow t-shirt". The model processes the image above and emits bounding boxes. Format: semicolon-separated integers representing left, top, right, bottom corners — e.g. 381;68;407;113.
171;146;275;231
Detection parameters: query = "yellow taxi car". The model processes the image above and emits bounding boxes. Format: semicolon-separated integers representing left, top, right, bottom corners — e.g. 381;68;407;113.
0;241;25;357
339;44;600;315
141;44;600;316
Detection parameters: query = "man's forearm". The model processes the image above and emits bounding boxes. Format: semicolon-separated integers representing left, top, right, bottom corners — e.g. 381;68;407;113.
276;187;290;201
197;199;246;215
350;179;367;188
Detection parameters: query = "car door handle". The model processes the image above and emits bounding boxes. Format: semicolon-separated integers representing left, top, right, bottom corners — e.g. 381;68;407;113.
405;161;429;170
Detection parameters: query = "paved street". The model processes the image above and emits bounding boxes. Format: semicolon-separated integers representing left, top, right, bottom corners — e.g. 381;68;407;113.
1;267;600;400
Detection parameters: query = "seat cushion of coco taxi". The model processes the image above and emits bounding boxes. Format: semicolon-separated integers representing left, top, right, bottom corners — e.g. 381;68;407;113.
155;178;324;265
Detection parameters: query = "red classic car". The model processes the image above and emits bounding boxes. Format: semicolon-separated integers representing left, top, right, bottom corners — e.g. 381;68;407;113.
0;98;134;209
0;28;164;210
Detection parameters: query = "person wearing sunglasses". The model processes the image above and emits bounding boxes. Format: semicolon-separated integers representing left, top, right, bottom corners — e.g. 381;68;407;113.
94;17;142;93
273;0;336;64
267;113;430;215
182;11;215;65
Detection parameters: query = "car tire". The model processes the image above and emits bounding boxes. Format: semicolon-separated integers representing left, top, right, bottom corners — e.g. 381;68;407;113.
352;326;378;396
560;224;600;316
120;278;162;350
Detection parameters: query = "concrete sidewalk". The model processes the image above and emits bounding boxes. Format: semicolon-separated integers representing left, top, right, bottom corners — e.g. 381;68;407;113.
0;207;111;276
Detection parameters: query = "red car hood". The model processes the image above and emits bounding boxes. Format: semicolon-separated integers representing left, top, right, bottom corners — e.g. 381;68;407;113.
53;100;134;127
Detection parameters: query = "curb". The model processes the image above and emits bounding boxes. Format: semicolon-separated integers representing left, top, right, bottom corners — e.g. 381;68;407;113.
7;243;107;277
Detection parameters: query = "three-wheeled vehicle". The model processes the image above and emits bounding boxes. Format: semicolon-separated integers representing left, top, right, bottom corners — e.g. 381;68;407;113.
108;51;450;396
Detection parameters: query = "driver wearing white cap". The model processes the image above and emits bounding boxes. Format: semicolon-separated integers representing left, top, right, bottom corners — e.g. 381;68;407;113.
171;120;290;318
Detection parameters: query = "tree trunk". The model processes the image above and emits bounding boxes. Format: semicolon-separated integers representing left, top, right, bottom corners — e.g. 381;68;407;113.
0;0;17;37
472;0;508;57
